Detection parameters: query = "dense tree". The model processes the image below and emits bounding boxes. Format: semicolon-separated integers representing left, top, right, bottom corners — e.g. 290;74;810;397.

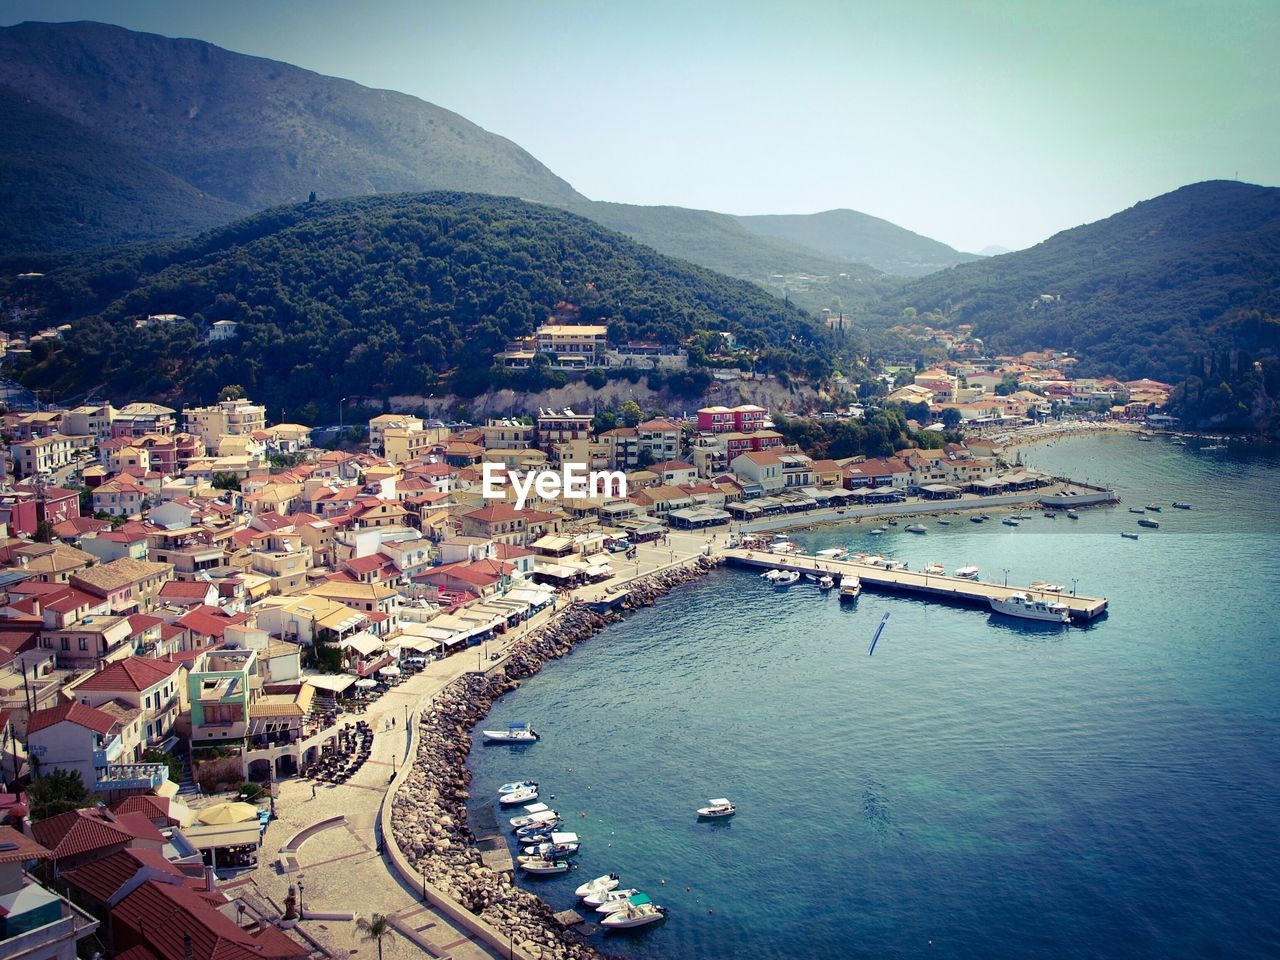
28;768;94;820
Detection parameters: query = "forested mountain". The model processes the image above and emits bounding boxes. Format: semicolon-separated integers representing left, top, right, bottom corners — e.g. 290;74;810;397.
0;193;839;419
875;181;1280;383
0;20;583;252
736;209;980;276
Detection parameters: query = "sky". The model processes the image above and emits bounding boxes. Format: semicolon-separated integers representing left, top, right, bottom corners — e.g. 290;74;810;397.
3;0;1278;252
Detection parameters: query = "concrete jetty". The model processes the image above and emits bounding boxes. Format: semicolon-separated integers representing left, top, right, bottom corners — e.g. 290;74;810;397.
723;548;1108;622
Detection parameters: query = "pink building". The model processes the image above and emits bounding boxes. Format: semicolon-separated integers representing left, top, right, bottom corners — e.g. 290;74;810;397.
696;404;768;434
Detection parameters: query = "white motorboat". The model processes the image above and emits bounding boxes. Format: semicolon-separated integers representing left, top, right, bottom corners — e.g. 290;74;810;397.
906;523;927;534
818;575;834;591
600;894;667;930
518;856;571;875
815;547;848;560
1029;580;1066;593
597;896;643;915
483;722;539;744
1067;510;1080;520
1172;502;1192;509
522;832;581;858
1121;532;1140;540
869;528;885;536
838;577;861;601
1145;503;1162;512
585;887;640;908
697;798;736;818
922;563;945;576
509;803;557;829
497;786;539;806
989;593;1070;623
575;873;620;898
514;825;556;843
954;566;980;580
1137;517;1159;528
497;780;537;795
761;569;783;582
1002;517;1020;527
1129;507;1146;515
936;518;951;525
773;570;801;587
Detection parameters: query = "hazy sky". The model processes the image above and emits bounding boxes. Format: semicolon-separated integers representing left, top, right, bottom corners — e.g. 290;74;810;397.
4;0;1277;251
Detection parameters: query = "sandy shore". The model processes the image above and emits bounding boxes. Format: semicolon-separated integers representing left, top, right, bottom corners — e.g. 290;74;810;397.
985;419;1140;450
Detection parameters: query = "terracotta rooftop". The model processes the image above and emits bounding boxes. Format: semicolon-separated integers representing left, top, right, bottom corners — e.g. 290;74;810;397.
27;700;117;736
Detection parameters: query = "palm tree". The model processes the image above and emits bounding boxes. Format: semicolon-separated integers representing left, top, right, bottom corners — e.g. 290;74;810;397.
356;914;392;960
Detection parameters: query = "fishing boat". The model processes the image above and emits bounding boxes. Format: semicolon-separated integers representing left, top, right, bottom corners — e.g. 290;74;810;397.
1137;433;1153;442
497;785;539;805
906;523;927;534
1067;510;1080;520
818;575;834;591
922;562;945;576
696;798;736;818
838;577;861;601
980;513;992;521
1171;438;1189;445
989;593;1070;623
1121;532;1140;540
869;528;886;536
483;722;539;744
509;803;557;829
1145;503;1162;511
954;566;980;580
1172;502;1192;509
518;856;571;875
1002;517;1020;527
773;570;801;587
1202;443;1227;451
575;874;620;898
1129;507;1146;514
497;780;538;795
936;518;951;525
585;887;641;908
522;832;581;858
1137;517;1159;528
599;893;667;930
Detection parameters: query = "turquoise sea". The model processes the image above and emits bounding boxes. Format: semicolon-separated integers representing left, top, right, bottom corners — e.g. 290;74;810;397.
468;433;1280;959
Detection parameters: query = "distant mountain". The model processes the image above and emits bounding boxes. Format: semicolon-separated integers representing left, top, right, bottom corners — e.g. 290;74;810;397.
1;193;838;416
735;209;980;276
977;245;1012;257
874;180;1280;388
0;20;583;252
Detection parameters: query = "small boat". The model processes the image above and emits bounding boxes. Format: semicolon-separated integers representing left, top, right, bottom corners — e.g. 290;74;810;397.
1137;433;1153;442
773;570;801;587
1043;512;1057;519
761;569;783;581
970;516;985;524
509;803;557;829
498;785;539;805
1137;517;1159;528
1067;510;1079;520
497;780;538;795
887;519;898;526
980;513;992;520
599;893;667;930
518;856;571;875
922;563;945;576
936;518;951;525
597;895;645;915
1129;507;1146;514
989;593;1070;623
815;547;848;560
1121;532;1139;540
585;887;640;908
1171;438;1189;445
1002;517;1019;527
838;577;861;601
906;523;927;534
954;566;980;580
1145;504;1161;512
1029;579;1065;593
575;873;620;898
818;575;834;591
1202;443;1227;451
869;528;886;536
1172;502;1192;509
522;832;581;858
514;825;557;843
483;722;539;744
697;798;736;818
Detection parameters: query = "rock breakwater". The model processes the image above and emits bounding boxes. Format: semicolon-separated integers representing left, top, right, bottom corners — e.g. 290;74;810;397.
390;557;718;960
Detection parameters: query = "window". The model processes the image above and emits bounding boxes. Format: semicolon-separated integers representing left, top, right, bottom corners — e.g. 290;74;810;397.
79;638;88;651
61;637;70;651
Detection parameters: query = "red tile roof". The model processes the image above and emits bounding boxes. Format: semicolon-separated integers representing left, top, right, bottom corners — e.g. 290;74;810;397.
0;824;50;862
27;700;118;736
174;607;248;640
30;808;137;859
160;581;216;599
76;657;182;693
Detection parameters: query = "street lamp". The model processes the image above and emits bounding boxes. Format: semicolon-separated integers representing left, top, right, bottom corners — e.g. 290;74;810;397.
1002;567;1010;587
338;397;348;435
421;865;428;901
296;877;305;920
1071;578;1079;597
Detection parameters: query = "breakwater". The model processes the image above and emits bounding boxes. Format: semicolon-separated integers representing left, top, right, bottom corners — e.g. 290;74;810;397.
388;557;718;960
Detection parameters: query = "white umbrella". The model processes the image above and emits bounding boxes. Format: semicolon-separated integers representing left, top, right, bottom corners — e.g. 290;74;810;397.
354;678;377;689
378;664;402;677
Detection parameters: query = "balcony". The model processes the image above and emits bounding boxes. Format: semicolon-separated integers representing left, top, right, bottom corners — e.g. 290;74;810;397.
91;734;124;768
95;762;168;791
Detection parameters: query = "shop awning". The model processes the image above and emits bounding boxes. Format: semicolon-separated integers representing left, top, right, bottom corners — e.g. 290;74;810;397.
303;673;357;693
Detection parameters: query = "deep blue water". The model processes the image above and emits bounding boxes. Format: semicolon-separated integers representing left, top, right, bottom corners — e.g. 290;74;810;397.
468;434;1280;960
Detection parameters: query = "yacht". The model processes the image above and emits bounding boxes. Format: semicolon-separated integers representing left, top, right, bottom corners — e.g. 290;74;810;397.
989;593;1071;623
575;874;620;898
518;856;571;875
696;798;736;818
773;570;801;587
1029;579;1066;593
815;547;848;560
497;785;539;806
483;722;539;744
1137;517;1159;528
599;894;667;930
839;577;862;601
1145;503;1162;511
954;566;980;580
869;528;886;536
906;523;928;534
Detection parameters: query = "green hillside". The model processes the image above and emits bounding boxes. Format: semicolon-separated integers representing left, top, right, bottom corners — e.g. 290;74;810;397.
1;193;839;417
737;209;980;276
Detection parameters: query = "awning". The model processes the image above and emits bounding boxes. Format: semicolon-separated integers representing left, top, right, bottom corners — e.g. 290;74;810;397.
530;535;574;553
378;665;401;677
154;779;179;800
183;822;263;850
354;678;377;689
304;674;356;693
340;631;382;656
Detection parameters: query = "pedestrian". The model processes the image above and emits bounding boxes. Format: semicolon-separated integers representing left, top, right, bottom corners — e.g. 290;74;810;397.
311;783;317;800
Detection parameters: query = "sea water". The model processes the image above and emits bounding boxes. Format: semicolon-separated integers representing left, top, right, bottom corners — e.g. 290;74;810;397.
467;433;1280;959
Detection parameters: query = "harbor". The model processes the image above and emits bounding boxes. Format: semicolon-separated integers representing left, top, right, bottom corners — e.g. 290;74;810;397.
721;548;1108;622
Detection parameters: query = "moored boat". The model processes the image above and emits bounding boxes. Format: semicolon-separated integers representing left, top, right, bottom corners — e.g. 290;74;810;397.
1145;503;1162;512
514;825;557;843
1002;517;1020;527
773;570;801;587
936;518;951;525
1172;502;1192;509
1137;517;1159;528
815;547;848;560
922;562;945;576
818;575;834;591
483;722;539;744
989;593;1070;623
1129;507;1146;514
509;803;557;829
1030;579;1066;593
497;780;537;795
1121;532;1140;540
575;873;620;898
497;785;539;805
585;887;640;908
954;566;980;580
970;515;985;524
838;576;861;601
906;523;927;534
522;832;581;858
1067;510;1080;520
599;893;667;930
518;856;571;875
870;527;886;535
697;798;736;818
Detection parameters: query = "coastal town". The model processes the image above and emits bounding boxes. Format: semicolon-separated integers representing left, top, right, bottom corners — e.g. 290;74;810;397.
0;338;1175;960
